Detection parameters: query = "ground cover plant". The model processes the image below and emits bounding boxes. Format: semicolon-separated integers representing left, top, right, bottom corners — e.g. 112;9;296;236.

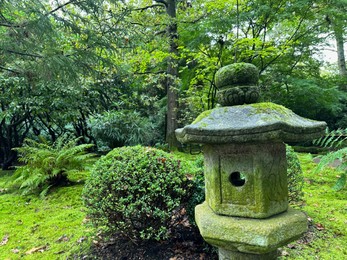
278;153;347;259
12;136;95;197
0;170;91;259
0;150;346;259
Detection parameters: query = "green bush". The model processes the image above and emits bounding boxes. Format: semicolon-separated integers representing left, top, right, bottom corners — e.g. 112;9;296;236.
286;145;304;204
83;146;189;241
88;110;160;152
12;136;95;197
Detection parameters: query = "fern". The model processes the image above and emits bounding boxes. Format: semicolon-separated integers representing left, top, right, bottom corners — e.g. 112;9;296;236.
313;128;347;149
313;128;347;191
12;135;95;197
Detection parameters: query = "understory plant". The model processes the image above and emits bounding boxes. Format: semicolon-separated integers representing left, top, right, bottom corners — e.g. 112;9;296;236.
83;146;189;242
286;145;304;204
12;136;95;197
88;110;161;152
313;128;347;191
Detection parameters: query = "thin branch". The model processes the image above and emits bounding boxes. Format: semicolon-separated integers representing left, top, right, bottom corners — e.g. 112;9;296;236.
0;65;21;74
45;0;78;16
133;4;165;12
0;22;21;28
180;14;207;24
4;49;43;58
154;0;168;8
134;70;165;75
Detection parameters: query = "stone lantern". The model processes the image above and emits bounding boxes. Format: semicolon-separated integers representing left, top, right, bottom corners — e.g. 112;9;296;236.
175;63;326;259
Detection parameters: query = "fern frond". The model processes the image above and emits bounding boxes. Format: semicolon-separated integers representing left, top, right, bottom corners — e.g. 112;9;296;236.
313;128;347;149
315;147;347;191
11;135;95;196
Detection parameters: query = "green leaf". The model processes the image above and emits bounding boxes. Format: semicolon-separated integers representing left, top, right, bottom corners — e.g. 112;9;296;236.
332;173;346;191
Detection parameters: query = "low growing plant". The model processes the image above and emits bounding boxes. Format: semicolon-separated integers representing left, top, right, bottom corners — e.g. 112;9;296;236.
83;146;189;242
286;145;304;204
313;128;347;190
12;136;95;197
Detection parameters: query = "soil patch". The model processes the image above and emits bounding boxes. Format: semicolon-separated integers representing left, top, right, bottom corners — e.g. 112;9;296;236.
85;223;218;260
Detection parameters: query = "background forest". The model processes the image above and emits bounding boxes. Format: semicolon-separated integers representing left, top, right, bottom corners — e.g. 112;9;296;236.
1;0;347;169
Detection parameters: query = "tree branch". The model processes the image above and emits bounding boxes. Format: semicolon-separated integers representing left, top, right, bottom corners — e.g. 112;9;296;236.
133;4;165;12
3;49;43;58
154;0;168;8
0;65;21;74
45;0;78;16
0;22;21;28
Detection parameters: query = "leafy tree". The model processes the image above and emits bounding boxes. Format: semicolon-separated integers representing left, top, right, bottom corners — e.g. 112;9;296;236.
0;0;129;167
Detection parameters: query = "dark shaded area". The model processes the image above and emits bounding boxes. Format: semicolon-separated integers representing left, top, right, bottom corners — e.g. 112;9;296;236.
82;213;218;260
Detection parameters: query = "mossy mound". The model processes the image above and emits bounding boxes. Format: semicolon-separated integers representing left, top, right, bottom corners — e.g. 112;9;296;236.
215;63;259;88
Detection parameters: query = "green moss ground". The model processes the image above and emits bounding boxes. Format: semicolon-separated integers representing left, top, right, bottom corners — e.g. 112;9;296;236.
0;153;346;259
0;171;92;259
279;153;347;259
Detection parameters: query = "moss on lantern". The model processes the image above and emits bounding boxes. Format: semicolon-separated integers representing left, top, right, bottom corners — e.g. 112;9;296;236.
215;63;259;88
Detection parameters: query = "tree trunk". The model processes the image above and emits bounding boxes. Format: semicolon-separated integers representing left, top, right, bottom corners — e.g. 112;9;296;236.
334;25;347;90
165;0;180;149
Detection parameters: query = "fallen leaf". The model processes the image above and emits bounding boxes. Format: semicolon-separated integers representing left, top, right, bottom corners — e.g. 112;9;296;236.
199;253;207;259
280;250;290;256
11;248;20;254
287;244;296;249
56;235;70;243
82;217;90;224
25;245;48;255
77;237;86;243
0;234;9;246
315;223;325;231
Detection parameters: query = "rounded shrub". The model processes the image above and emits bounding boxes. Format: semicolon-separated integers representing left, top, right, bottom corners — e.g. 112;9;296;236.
83;146;189;241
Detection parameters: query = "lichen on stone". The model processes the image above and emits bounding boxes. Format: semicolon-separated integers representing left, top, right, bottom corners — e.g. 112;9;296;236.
192;110;213;124
250;102;291;116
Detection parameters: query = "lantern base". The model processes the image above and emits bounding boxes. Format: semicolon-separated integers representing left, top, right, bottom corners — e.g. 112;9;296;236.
219;248;278;260
195;202;307;255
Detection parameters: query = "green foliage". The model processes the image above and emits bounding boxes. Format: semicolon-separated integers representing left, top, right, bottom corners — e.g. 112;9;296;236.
313;128;347;191
286;145;304;204
262;76;344;128
12;136;95;197
313;128;347;149
88;110;161;151
315;148;347;191
83;146;189;241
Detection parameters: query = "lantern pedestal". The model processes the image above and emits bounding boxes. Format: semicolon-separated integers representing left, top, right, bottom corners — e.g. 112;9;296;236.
195;202;307;258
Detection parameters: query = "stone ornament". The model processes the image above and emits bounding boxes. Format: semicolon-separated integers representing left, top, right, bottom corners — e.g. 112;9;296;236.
175;63;327;259
215;63;259;106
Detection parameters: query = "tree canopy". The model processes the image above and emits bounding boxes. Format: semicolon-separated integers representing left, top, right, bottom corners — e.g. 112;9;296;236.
1;0;346;169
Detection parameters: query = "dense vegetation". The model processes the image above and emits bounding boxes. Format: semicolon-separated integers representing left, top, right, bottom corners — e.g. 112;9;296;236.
83;146;189;241
1;0;347;169
0;0;346;259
